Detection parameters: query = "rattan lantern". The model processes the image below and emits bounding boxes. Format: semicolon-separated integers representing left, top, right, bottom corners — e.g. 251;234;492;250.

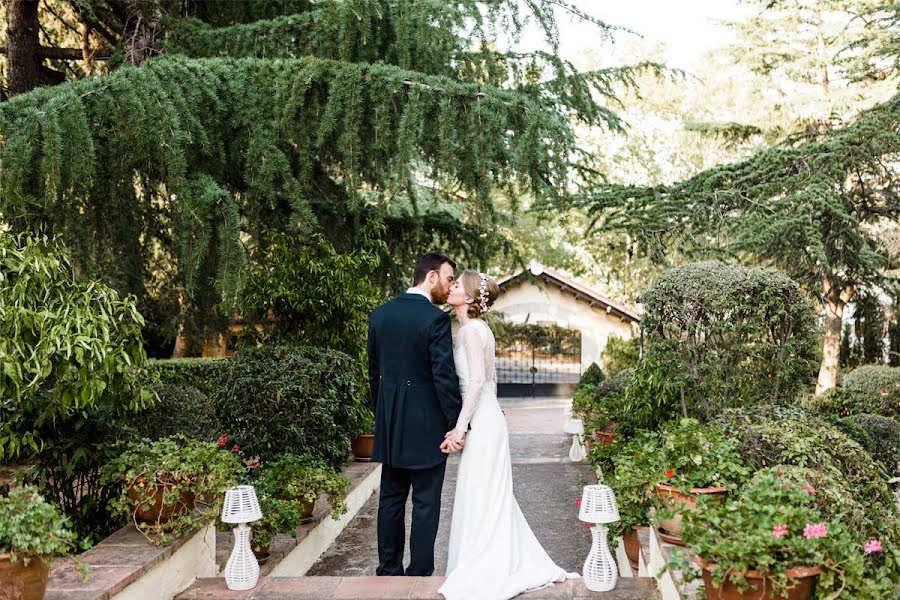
579;484;620;592
221;485;263;591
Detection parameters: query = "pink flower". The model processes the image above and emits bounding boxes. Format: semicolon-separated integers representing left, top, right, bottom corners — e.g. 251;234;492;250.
218;434;229;448
231;443;240;453
772;524;789;538
801;483;816;496
864;539;883;555
803;523;828;539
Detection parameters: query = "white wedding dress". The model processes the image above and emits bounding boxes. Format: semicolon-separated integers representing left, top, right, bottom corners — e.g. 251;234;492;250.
439;319;579;600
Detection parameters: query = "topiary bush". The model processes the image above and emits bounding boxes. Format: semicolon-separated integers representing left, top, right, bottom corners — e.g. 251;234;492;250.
125;384;221;442
843;365;900;418
635;262;819;422
844;414;900;475
147;357;229;399
215;345;359;467
714;406;896;520
577;363;605;389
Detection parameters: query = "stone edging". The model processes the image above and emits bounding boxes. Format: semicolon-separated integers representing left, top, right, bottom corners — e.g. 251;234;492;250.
45;523;216;600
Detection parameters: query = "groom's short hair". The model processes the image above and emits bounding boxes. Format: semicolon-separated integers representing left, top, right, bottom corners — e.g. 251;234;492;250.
413;252;456;285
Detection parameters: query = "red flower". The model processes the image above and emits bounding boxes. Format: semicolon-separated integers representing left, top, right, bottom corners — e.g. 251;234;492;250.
584;523;591;529
231;443;240;453
665;469;676;479
218;434;229;448
576;498;582;507
248;462;261;470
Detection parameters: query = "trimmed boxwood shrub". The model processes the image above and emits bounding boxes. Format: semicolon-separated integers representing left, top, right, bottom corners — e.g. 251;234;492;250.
215;345;359;467
125;384;221;442
634;262;819;422
146;357;229;399
844;414;900;474
577;363;605;389
844;365;900;418
714;406;895;517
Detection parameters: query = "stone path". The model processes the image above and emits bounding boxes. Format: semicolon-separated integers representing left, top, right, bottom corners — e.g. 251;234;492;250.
307;398;595;577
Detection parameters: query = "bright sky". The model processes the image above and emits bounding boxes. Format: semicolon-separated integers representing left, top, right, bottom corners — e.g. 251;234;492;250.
521;0;755;71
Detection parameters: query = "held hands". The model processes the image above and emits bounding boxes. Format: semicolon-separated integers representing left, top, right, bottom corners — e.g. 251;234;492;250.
440;430;465;454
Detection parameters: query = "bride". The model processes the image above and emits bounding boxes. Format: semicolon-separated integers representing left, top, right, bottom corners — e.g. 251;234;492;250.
438;270;580;600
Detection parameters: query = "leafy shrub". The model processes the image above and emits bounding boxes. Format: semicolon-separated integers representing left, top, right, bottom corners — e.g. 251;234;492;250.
714;406;896;519
573;369;634;434
602;336;638;378
577;363;605;388
215;345;359;466
658;418;750;491
844;365;900;418
671;469;894;599
147;357;229;399
0;486;82;563
261;453;349;519
0;235;150;543
845;414;900;474
637;262;819;422
602;430;662;538
102;435;244;545
125;384;221;442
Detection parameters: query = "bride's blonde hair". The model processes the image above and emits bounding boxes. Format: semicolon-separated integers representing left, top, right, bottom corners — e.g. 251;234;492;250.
460;269;500;319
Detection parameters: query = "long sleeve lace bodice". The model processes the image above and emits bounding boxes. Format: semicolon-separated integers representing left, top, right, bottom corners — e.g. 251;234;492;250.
452;320;496;440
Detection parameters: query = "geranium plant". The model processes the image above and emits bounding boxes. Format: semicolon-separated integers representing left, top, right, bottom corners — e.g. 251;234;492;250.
670;469;857;598
102;435;244;545
658;418;750;490
263;453;349;519
603;431;663;538
0;486;83;567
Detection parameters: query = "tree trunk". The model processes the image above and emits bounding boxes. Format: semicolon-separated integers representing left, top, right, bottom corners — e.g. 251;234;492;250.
815;278;854;395
5;0;64;96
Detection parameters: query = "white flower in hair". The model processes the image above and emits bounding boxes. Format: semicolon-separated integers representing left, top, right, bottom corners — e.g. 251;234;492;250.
478;273;490;313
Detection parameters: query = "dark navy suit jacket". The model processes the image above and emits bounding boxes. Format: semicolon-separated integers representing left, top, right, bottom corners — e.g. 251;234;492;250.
367;293;463;469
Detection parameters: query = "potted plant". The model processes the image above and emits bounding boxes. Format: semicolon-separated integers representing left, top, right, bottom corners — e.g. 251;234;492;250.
670;470;840;600
263;453;350;522
653;419;750;544
603;430;662;570
0;486;83;600
102;435;244;545
246;486;305;564
349;404;376;462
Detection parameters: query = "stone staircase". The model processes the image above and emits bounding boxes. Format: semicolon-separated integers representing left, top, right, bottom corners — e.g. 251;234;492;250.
178;575;660;599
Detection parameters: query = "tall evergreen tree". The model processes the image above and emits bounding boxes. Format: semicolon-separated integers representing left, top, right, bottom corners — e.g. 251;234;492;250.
581;92;899;394
0;1;651;355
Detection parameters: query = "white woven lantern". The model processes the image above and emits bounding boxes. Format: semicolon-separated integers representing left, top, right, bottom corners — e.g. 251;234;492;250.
563;417;586;462
221;485;263;591
579;485;619;592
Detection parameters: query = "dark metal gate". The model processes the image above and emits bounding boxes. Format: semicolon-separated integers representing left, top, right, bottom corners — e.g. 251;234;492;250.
494;323;582;397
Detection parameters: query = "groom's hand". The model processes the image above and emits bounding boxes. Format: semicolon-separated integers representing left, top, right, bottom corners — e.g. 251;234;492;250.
440;430;465;453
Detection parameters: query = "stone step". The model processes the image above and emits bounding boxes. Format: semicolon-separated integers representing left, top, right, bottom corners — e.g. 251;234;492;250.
178;576;659;599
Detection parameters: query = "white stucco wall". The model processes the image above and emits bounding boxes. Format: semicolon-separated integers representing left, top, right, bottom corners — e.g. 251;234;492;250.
490;280;637;370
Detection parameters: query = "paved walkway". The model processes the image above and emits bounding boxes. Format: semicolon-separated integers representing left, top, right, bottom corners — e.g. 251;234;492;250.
307;398;595;577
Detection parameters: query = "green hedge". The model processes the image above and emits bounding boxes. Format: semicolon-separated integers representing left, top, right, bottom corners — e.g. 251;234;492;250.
803;365;900;420
125;384;221;442
215;345;359;467
633;262;819;423
577;363;605;388
146;357;230;398
714;406;895;519
844;413;900;475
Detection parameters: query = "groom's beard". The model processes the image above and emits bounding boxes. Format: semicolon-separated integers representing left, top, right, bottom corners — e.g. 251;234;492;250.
432;288;450;304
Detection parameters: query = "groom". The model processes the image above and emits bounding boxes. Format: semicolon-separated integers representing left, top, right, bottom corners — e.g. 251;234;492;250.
368;251;466;577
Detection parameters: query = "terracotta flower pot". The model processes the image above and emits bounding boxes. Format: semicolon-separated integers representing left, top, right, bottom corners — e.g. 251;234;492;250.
299;498;315;524
0;553;50;600
351;434;375;462
696;557;821;600
622;527;642;570
593;430;617;446
653;483;728;545
126;477;195;524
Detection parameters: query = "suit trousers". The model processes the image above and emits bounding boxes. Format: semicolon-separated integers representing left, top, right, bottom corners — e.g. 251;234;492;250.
376;461;447;576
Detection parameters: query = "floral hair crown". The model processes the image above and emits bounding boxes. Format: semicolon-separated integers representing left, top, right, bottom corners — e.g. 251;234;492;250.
477;273;490;314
